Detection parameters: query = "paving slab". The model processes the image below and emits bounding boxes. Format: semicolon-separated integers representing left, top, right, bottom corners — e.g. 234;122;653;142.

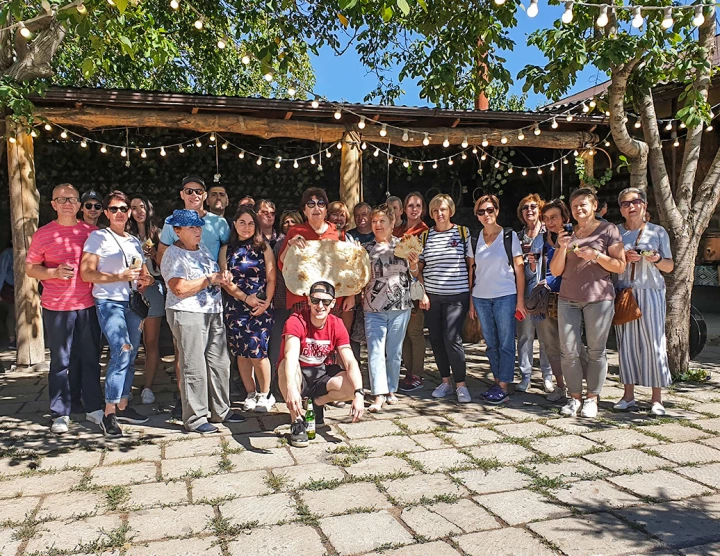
382;473;465;505
126;480;189;509
350;434;423;454
0;456;36;476
367;540;461;556
91;461;158;486
608;469;711;501
466;443;533;464
526;458;607;482
406;448;473;472
227;523;327;556
395;415;454;434
474;489;570;525
272;462;346;489
582;428;660;449
552;479;643;511
673;463;720;489
680;541;720;555
699;436;720;451
696;418;720;433
160;455;220;479
127;504;214;542
547;418;614;435
39;449;103;470
409;433;450;450
0;495;39;523
637;423;712;442
336;419;403;439
442;426;501;447
429;498;500;533
650;442;720;464
0;469;83;498
126;537;223;556
301;482;391;517
25;514;123;553
220;492;297;526
456;528;557;556
228;448;295;471
494;422;559;439
452;467;529;495
447;411;511;428
528;511;663;555
400;505;462;539
531;435;601;458
163;437;222;459
344;455;415;478
190;469;271;501
0;528;21;556
102;443;162;464
320;510;414;556
36;490;107;520
583;448;671;472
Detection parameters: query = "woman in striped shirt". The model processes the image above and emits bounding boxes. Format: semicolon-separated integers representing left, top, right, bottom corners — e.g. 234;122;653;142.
418;194;472;403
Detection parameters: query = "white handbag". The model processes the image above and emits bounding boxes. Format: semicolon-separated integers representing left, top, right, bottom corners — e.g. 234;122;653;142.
410;279;425;301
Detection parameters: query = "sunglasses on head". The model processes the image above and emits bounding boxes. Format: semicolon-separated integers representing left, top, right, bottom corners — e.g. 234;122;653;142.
306;199;327;209
521;203;539;212
309;297;333;307
476;206;496;216
183;187;205;196
107;205;130;214
85;202;102;210
620;198;644;209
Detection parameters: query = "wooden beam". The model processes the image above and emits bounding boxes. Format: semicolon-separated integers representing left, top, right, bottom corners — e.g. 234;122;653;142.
34;106;599;149
450;118;461;128
340;131;362;224
6;120;45;368
284;111;293;120
191;107;199;115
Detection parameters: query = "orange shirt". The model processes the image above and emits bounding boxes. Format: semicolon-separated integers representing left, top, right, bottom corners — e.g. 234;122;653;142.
393;221;429;238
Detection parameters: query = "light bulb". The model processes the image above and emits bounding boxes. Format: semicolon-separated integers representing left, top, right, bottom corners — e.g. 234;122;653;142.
288;86;296;97
334;108;342;120
422;133;430;146
337;141;343;149
238;150;244;158
160;147;166;156
631;7;643;28
518;131;525;141
80;140;88;148
604;141;611;147
311;155;317;164
209;133;216;142
361;142;367;150
311;98;319;109
582;103;590;113
680;122;686;129
170;0;179;9
432;161;438;169
566;114;574;122
275;161;281;169
121;148;127;157
19;23;31;39
634;120;642;129
461;152;467;160
140;149;147;158
448;158;454;166
573;149;579;156
77;2;87;13
100;144;107;153
222;142;228;150
60;131;68;139
481;154;487;161
373;149;379;157
527;0;539;18
472;147;478;154
194;19;203;30
551;118;558;129
256;157;263;165
8;136;16;144
418;163;424;171
44;123;52;131
494;161;500;168
596;6;608;28
538;168;543;175
673;139;680;147
522;169;528;176
263;72;273;82
507;166;513;173
358;116;366;129
402;130;409;142
442;137;450;148
217;39;226;49
693;6;704;27
241;55;251;65
500;136;508;144
661;7;673;29
388;156;394;164
551;164;556;171
534;125;541;136
707;124;714;132
461;136;469;148
326;150;331;158
563;158;569;164
293;160;299;168
195;139;202;147
589;99;597;108
665;121;673;131
380;124;387;137
402;160;410;168
179;145;185;153
561;2;574;24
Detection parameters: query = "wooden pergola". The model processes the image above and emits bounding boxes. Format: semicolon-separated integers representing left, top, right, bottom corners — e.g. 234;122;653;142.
7;87;604;368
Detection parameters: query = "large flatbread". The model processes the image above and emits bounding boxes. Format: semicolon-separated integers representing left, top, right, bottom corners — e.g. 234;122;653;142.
394;234;423;259
283;239;371;297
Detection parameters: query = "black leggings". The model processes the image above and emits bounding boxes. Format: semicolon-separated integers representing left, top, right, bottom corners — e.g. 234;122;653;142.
425;293;469;383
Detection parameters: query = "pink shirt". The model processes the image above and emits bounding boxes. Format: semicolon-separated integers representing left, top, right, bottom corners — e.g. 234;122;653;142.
26;220;97;311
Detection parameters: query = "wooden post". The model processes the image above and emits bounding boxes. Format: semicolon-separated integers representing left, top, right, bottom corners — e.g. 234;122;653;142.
580;150;595;187
340;131;362;225
6;119;45;368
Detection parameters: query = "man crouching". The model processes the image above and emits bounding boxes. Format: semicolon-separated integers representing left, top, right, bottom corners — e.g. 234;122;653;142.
278;281;365;447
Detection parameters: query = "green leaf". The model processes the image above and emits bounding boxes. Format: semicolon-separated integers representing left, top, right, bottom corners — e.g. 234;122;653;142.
382;5;393;22
416;0;427;11
114;0;128;14
81;58;95;78
396;0;410;16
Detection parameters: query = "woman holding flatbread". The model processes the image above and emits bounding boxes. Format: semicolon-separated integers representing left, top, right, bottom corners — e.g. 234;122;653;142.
393;192;429;392
363;205;418;412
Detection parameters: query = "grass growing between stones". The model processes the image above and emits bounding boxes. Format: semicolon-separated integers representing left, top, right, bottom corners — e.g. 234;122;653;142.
217;452;234;473
209;515;259;540
329;445;374;467
105;485;130;511
292;494;320;527
264;471;290;492
75;523;135;554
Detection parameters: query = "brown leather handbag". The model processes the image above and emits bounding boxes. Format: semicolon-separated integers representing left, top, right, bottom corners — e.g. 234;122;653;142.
612;226;643;326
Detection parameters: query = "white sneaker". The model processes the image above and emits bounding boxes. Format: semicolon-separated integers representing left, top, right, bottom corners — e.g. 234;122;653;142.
86;410;104;425
51;416;70;434
581;397;598;418
141;388;155;405
515;377;531;392
547;387;567;402
613;399;637;411
560;398;582;417
456;386;471;403
543;377;555;393
651;402;666;416
243;392;257;412
432;382;454;398
254;393;276;413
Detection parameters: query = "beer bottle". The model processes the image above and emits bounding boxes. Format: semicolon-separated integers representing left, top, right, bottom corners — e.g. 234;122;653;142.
306;401;316;440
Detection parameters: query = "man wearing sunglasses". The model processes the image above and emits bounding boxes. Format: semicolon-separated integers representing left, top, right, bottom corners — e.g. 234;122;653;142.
80;190;104;228
277;281;364;447
157;176;230;265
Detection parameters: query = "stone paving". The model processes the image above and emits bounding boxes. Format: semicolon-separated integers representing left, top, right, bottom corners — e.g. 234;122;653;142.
1;343;720;556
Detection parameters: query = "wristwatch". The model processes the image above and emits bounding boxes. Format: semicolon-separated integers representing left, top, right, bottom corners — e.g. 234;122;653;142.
354;389;365;397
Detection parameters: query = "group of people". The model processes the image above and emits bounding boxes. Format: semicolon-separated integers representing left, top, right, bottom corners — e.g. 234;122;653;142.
26;177;673;445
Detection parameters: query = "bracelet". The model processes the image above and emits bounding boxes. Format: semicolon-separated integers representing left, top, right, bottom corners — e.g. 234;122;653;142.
594;250;601;261
205;275;212;286
409;266;419;272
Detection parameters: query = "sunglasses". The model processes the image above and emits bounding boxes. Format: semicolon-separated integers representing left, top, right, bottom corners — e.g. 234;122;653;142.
183;188;205;196
85;202;102;210
620;198;645;209
309;297;333;307
521;203;539;212
107;206;130;214
476;207;496;216
306;199;327;209
53;197;79;205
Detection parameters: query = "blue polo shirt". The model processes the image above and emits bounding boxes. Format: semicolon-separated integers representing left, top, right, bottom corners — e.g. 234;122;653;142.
159;211;230;261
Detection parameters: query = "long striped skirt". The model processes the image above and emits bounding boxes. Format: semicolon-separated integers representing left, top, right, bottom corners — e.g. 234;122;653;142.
614;288;672;388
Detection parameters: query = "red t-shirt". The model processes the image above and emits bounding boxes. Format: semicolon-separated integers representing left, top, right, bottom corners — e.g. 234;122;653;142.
279;310;350;368
393;221;429;238
278;221;346;309
26;220;97;311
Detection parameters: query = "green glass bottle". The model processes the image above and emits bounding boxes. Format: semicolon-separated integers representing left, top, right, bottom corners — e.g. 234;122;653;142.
306;401;316;440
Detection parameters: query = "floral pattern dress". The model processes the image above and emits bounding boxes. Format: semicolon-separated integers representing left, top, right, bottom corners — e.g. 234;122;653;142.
224;241;274;359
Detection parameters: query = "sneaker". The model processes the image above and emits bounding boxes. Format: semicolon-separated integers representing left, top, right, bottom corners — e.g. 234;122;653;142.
194;423;219;434
613;399;637;411
290;418;308;448
485;387;509;405
386;393;399;405
86;409;104;425
141;388;155;405
561;398;582;417
51;416;70;434
581;397;598;418
515;377;531;392
398;375;424;392
115;406;149;425
254;393;276;413
243;392;258;412
543;377;555;393
547;387;567;402
100;414;123;438
224;412;247;423
432;382;453;398
456;386;471;403
650;402;666;416
481;384;500;399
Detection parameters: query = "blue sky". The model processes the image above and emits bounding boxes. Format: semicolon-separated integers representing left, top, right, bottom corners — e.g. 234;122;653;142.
310;0;607;110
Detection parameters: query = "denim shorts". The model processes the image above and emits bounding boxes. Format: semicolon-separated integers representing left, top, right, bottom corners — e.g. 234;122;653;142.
143;281;166;318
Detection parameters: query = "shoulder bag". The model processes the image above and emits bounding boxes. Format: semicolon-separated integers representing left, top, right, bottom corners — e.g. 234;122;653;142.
108;231;150;320
612;226;643;326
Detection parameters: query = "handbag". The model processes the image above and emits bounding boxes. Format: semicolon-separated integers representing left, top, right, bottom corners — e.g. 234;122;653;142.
612;226;643;326
108;231;150;320
462;312;483;344
410;278;425;301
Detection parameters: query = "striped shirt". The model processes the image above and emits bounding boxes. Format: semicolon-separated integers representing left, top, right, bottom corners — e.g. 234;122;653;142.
26;220;97;311
420;226;471;295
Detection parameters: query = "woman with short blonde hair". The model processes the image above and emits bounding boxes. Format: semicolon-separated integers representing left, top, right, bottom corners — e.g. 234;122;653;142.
328;201;351;232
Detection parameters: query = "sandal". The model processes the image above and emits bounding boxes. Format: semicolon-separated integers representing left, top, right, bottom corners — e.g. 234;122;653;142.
368;395;386;413
386;393;399;405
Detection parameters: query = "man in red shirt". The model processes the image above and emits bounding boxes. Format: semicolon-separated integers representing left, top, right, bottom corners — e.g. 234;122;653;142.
26;183;103;434
278;281;364;447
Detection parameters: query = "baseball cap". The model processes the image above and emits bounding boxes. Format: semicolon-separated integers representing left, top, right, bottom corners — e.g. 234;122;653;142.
80;190;102;203
181;176;206;190
309;281;336;299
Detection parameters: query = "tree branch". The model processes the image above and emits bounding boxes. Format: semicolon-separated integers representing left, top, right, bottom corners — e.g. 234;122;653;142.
692;147;720;231
3;18;66;83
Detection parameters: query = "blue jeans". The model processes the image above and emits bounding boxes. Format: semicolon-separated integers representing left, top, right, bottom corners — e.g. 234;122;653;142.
364;309;411;395
95;299;143;405
473;294;517;384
